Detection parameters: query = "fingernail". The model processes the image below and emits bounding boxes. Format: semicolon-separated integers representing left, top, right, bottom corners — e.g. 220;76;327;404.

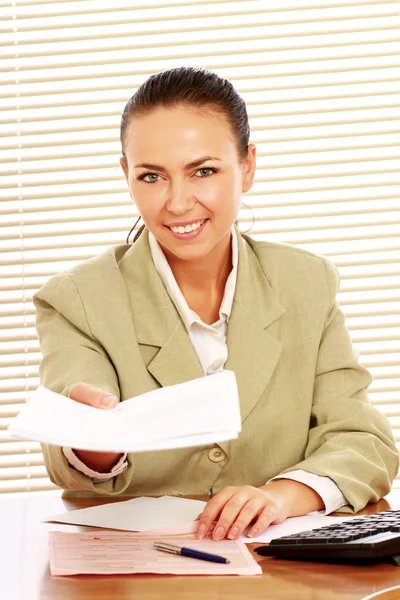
213;526;225;541
102;395;117;408
227;526;238;540
247;527;258;538
197;523;206;539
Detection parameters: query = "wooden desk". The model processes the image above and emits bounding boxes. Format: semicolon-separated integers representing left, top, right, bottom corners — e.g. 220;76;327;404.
2;491;400;600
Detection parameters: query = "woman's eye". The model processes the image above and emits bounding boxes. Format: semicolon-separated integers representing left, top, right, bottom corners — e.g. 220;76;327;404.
196;168;215;177
141;173;160;183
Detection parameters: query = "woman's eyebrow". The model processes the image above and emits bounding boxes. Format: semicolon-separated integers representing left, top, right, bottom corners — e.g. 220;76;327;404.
133;156;222;171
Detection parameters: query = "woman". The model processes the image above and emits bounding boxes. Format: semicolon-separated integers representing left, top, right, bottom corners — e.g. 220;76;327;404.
33;67;398;542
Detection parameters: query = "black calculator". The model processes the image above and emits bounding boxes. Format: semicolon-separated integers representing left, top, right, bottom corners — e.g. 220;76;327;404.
255;510;400;565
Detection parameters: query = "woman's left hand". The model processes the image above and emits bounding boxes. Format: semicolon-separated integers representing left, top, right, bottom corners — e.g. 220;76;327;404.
197;480;324;541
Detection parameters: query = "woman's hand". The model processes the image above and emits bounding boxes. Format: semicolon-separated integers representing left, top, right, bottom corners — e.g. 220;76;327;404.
197;479;324;541
68;383;124;473
69;382;119;410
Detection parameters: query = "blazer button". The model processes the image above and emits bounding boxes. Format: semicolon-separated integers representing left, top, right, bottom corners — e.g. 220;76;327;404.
208;447;226;463
211;359;224;372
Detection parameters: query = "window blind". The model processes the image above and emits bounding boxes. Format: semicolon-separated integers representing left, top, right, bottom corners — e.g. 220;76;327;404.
1;0;399;495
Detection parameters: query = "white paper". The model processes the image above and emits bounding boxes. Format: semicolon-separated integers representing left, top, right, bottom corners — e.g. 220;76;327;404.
243;513;359;543
9;370;241;452
47;498;359;543
46;496;207;531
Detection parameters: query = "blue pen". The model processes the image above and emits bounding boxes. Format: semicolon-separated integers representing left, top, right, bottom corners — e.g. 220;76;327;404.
153;541;230;564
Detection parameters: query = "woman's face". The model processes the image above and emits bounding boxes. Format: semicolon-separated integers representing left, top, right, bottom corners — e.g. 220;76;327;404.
120;105;256;263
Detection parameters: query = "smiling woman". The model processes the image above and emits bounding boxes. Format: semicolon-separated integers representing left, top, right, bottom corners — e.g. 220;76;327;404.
32;67;398;543
119;68;253;259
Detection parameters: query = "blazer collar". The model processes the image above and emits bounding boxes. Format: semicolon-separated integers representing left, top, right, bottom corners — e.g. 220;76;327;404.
120;227;286;442
120;229;204;386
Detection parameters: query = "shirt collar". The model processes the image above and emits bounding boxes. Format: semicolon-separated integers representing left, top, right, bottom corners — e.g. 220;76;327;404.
148;226;238;330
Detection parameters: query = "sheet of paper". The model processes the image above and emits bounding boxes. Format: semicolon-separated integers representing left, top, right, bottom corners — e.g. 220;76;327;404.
243;513;359;543
46;495;207;532
9;370;241;452
48;530;262;576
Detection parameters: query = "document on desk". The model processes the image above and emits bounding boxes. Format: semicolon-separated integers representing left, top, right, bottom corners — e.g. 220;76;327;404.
9;370;241;452
48;530;262;576
243;513;357;543
46;496;207;531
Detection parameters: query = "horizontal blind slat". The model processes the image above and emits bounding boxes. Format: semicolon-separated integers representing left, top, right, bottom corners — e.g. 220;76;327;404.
3;0;397;19
3;0;397;11
3;7;398;33
0;479;59;493
3;40;400;73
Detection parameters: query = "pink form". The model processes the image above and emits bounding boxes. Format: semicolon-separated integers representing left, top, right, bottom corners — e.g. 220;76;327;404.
48;522;261;576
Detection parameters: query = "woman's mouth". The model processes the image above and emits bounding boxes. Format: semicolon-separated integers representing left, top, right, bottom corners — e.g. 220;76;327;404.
166;219;208;240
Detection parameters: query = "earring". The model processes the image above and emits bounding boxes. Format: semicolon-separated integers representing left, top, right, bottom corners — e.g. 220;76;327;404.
126;215;142;244
238;201;255;234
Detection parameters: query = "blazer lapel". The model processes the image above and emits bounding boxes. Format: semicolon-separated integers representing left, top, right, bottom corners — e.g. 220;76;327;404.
120;230;203;389
218;229;286;456
146;319;204;388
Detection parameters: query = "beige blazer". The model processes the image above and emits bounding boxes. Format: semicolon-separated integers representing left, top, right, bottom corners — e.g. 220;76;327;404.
33;228;398;510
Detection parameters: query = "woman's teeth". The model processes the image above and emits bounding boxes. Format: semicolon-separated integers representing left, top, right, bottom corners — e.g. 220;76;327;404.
170;220;205;234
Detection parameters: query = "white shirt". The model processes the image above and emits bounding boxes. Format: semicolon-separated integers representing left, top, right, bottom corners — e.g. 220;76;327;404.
64;229;347;513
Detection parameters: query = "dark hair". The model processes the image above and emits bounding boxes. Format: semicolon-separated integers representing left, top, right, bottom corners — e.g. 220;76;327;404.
121;67;250;243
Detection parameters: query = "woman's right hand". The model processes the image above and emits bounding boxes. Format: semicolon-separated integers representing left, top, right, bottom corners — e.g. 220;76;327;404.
67;383;124;473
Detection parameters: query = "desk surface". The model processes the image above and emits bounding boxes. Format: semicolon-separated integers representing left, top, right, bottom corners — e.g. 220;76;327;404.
2;492;400;600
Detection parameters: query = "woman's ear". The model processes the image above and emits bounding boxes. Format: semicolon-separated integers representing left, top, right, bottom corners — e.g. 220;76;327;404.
120;156;129;183
120;156;136;203
242;143;257;194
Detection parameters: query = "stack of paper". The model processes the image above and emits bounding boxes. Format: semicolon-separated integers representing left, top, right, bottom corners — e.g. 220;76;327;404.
9;371;241;452
46;495;356;542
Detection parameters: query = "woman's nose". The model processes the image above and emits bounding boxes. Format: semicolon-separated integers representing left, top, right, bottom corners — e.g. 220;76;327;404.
166;180;196;214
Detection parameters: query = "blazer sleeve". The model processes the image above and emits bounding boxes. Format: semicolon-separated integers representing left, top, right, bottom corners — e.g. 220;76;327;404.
33;273;135;495
280;260;399;513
